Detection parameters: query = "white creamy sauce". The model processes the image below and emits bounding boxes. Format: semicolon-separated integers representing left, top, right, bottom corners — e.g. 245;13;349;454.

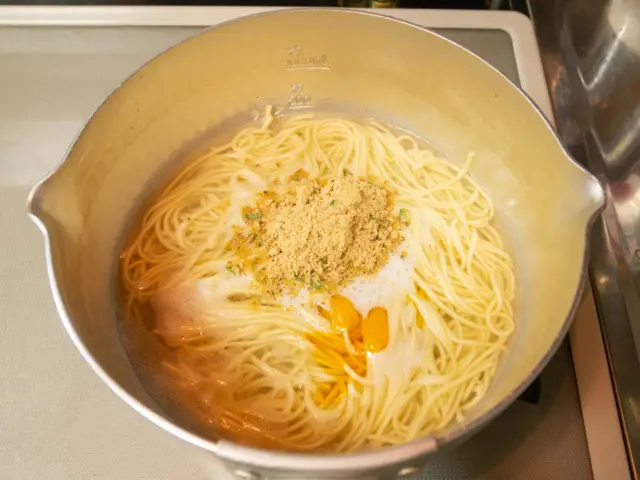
340;252;415;315
279;288;311;309
151;273;254;342
368;335;425;384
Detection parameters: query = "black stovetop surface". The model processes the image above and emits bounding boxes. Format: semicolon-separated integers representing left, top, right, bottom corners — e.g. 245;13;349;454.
0;0;530;15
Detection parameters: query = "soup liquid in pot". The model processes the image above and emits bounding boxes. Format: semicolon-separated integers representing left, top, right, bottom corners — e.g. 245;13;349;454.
116;106;516;452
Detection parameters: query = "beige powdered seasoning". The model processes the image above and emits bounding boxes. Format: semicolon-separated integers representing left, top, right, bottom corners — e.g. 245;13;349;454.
253;176;402;294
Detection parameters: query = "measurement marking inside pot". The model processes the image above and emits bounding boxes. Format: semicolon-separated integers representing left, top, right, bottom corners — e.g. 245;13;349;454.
285;46;332;71
285;65;332;71
287;83;312;108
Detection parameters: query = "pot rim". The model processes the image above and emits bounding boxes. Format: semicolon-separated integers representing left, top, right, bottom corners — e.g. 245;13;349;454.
27;7;605;475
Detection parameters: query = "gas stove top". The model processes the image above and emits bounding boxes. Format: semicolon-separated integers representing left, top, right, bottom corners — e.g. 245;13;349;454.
0;6;629;480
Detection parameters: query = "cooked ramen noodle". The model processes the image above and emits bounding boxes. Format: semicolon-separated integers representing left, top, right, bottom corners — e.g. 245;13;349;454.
120;106;515;452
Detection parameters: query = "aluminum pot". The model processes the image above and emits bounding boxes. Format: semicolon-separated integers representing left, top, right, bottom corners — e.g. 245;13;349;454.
27;8;605;480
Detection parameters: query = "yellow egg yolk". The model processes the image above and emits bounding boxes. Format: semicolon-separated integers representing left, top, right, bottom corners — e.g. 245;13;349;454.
310;295;390;408
362;306;389;353
328;294;361;332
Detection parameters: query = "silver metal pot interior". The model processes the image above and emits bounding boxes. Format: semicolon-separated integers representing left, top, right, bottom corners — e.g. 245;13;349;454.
27;9;605;478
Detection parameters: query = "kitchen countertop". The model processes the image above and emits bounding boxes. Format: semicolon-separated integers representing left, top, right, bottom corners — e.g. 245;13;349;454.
0;6;630;480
